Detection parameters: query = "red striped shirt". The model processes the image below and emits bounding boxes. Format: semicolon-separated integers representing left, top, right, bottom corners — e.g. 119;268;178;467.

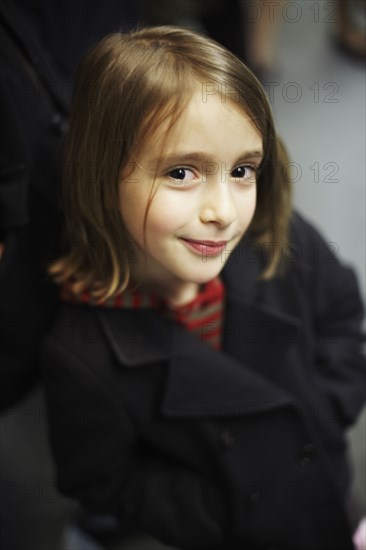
60;277;225;350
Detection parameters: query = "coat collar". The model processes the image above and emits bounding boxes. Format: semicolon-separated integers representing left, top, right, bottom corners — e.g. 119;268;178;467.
97;239;302;418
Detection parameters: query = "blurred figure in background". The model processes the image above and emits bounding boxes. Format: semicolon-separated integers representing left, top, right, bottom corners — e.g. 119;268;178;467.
0;2;139;548
335;0;366;59
142;0;366;74
141;0;248;63
244;0;286;77
141;1;286;78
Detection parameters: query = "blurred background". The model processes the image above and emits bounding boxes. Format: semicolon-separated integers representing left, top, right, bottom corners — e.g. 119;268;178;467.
0;1;365;548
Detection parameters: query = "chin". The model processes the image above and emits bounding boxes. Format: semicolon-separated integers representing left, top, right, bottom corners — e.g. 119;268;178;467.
185;268;222;285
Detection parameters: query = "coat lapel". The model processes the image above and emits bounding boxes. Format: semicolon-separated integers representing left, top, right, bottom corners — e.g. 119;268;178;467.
222;290;301;378
97;241;303;419
161;316;298;418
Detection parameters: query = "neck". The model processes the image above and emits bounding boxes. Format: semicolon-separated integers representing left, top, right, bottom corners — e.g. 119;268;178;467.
128;277;202;307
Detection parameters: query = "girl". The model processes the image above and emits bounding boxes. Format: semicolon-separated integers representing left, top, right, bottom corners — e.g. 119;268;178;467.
41;26;365;549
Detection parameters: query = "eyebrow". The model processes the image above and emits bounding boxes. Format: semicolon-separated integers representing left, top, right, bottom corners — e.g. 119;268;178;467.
147;150;264;168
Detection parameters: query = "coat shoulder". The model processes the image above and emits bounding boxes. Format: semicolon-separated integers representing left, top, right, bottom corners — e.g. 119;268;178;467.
284;209;354;285
288;210;337;267
287;211;364;320
42;302;110;375
46;302;100;343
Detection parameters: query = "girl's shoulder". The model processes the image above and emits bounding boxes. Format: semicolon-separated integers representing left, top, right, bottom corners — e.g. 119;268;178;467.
289;210;339;266
42;302;108;372
287;210;364;319
288;210;357;280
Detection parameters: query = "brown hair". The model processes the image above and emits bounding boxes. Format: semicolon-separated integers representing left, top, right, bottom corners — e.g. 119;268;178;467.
49;25;292;301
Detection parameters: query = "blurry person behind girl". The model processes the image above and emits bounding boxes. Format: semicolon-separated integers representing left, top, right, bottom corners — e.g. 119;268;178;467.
41;26;365;550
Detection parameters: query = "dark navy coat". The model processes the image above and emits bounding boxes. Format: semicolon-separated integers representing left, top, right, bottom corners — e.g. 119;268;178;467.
41;212;366;550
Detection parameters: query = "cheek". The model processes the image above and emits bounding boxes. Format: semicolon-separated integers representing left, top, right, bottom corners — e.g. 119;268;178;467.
146;193;186;236
238;186;257;228
145;206;178;239
249;186;257;218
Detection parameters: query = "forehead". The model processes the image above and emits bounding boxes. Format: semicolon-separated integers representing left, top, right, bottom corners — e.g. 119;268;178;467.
138;88;263;163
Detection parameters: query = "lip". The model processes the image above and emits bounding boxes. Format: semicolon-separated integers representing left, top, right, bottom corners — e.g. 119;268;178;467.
180;237;228;257
182;238;228;245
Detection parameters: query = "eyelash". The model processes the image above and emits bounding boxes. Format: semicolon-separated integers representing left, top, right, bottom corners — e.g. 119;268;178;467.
167;165;258;184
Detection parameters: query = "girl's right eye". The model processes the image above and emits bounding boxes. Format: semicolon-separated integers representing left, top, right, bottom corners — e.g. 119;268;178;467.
167;167;196;182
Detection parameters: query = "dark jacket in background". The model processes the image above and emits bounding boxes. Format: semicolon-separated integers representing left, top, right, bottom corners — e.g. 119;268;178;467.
41;212;366;549
141;0;248;63
0;0;138;411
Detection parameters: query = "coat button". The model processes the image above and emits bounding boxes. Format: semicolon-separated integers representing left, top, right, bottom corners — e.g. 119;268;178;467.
247;489;261;511
303;443;316;455
300;456;311;467
299;443;316;466
249;490;261;503
51;113;67;134
218;429;235;449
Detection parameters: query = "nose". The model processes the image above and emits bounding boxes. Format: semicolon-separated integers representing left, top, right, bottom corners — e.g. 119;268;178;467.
199;178;236;227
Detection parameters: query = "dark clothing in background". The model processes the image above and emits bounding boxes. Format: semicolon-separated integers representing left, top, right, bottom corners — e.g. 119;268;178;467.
13;0;138;78
141;0;248;64
0;2;139;548
0;0;138;411
0;1;68;410
200;0;247;63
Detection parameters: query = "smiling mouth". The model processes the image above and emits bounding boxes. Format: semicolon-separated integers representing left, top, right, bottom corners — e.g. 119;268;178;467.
179;238;229;257
180;238;228;246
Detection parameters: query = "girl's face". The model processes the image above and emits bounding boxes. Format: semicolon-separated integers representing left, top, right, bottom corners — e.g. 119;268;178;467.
119;87;263;305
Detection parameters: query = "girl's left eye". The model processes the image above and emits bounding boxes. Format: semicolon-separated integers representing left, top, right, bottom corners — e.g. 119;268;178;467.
232;165;257;182
168;167;196;182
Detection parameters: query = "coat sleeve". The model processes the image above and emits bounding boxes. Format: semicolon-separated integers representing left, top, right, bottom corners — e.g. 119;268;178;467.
293;213;366;431
41;337;227;549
